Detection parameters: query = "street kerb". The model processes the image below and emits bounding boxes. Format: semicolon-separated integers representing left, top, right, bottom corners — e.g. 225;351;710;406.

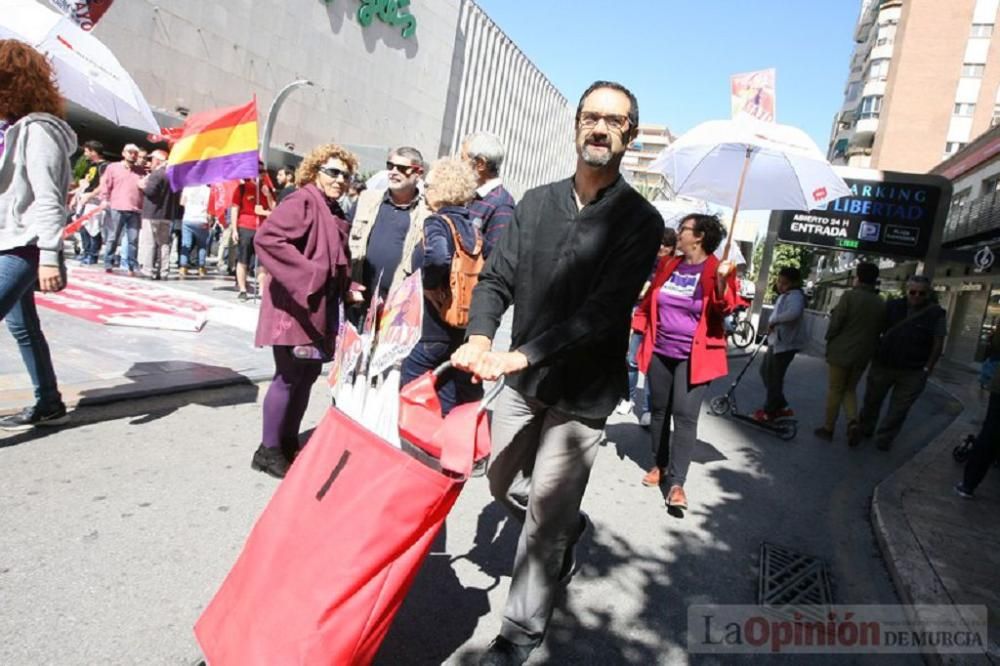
870;375;995;666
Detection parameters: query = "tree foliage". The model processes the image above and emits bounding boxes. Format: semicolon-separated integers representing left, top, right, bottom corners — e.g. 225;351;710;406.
750;242;815;304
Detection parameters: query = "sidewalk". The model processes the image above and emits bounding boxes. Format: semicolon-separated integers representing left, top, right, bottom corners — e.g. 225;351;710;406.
0;265;273;414
872;361;1000;665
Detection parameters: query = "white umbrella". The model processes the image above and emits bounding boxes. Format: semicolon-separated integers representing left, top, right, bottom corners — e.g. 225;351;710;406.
649;116;851;259
0;0;159;133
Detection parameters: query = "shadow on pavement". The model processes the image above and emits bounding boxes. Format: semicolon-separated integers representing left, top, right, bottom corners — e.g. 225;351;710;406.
0;362;259;449
376;503;518;666
605;421;729;475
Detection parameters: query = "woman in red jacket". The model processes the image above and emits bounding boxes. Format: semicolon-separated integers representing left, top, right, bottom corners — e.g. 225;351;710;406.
632;214;740;514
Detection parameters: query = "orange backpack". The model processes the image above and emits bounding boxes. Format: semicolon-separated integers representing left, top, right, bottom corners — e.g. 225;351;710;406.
424;215;485;328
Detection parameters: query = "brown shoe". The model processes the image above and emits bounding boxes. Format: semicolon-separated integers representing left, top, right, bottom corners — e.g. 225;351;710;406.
666;485;688;510
641;467;662;487
813;427;834;441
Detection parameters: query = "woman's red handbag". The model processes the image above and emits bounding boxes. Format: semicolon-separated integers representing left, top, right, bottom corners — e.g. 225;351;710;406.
194;367;497;665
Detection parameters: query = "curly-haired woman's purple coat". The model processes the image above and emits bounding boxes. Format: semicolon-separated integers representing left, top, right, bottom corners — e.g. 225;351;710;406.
253;183;352;353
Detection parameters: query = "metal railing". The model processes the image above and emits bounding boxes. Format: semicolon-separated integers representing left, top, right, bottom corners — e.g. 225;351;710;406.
944;190;1000;243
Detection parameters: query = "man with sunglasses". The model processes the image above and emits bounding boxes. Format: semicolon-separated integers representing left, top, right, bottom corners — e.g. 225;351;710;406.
452;81;663;665
348;147;430;307
857;275;946;450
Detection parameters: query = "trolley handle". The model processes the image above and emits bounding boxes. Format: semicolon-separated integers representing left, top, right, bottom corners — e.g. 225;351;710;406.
433;361;505;415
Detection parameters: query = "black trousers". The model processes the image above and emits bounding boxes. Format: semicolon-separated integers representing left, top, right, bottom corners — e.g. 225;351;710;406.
647;354;708;487
964;391;1000;491
759;348;797;413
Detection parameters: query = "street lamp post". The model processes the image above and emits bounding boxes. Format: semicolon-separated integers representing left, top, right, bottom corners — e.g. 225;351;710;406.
260;79;314;169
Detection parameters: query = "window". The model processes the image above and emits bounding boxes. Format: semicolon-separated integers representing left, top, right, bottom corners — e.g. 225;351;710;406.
971;23;994;37
845;81;862;102
962;63;986;77
992;103;1000;127
867;58;890;80
946;189;971;234
859;95;883;119
954;102;976;116
945;141;967;155
982;176;1000;195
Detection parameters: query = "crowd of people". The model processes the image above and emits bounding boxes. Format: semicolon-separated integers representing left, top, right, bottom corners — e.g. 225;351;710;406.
4;34;1000;666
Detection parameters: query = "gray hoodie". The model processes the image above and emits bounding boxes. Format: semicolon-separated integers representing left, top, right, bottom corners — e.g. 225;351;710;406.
0;113;77;266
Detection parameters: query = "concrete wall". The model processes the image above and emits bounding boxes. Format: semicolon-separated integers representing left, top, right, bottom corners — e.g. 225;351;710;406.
91;0;575;194
439;1;576;199
93;0;462;165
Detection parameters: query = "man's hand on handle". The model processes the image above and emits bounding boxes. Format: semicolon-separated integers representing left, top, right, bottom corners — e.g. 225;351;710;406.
451;335;529;383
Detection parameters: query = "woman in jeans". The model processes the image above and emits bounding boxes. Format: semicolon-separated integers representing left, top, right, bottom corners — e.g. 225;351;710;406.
632;214;740;513
0;40;76;431
251;144;363;478
400;157;484;414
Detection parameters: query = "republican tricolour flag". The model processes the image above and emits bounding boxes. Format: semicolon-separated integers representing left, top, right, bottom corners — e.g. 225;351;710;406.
166;100;259;192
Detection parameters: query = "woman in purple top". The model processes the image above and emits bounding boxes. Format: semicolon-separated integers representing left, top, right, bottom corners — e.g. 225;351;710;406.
634;214;738;514
251;144;364;478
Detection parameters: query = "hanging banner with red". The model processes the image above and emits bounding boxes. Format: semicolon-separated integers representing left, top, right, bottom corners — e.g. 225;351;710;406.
46;0;115;31
731;68;776;123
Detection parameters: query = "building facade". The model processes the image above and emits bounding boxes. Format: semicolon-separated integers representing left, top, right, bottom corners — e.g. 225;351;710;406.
622;124;674;195
829;0;1000;173
88;0;574;199
928;126;1000;365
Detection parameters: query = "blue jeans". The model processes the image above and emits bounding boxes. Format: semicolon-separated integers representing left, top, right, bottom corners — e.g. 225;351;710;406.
0;248;61;408
401;340;483;415
104;209;140;270
180;221;210;268
626;331;651;412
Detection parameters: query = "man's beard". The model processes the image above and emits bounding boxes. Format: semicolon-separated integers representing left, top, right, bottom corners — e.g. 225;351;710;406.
581;140;613;167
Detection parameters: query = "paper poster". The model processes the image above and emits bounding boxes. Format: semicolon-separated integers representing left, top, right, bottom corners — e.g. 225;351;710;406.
369;271;424;376
731;68;776;123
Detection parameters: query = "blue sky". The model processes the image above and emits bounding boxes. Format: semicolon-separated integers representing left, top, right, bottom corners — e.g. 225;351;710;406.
475;1;862;150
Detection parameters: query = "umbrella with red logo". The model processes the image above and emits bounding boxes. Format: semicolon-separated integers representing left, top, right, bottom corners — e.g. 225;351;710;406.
1;0;159;133
649;116;851;260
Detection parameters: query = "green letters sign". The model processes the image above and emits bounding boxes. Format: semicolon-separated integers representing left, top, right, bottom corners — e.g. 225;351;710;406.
325;0;417;39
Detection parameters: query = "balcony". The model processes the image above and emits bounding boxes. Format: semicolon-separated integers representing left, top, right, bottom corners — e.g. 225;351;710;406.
944;191;1000;244
854;116;880;134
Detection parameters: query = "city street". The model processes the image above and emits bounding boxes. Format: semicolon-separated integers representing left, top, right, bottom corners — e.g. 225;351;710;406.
0;350;957;665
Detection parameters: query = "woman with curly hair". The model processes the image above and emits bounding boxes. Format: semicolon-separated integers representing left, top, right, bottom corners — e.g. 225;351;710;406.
400;157;484;414
0;40;76;431
250;144;364;477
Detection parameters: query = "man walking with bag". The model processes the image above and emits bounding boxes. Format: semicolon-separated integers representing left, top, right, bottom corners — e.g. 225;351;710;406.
452;80;663;665
858;275;946;450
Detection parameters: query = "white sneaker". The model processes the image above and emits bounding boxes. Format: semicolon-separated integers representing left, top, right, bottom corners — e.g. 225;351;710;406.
639;412;651;427
615;399;633;415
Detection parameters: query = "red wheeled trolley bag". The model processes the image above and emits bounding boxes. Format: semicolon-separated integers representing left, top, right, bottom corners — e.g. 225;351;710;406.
195;365;498;665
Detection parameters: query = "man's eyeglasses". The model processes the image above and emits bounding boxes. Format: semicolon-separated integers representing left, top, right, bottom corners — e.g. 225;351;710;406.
386;161;417;176
319;166;351;181
908;289;928;296
578;111;630;132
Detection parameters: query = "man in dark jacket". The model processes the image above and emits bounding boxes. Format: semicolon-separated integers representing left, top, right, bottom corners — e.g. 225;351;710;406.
139;150;183;279
858;275;946;450
452;80;663;666
816;262;885;442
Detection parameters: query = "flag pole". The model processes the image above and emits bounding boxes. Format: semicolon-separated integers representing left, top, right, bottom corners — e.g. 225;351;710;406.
723;146;753;262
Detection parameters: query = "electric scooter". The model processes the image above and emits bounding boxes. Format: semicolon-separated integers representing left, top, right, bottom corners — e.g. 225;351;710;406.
707;339;798;440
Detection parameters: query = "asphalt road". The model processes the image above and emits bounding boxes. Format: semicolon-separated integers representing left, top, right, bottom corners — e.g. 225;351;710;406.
0;352;958;665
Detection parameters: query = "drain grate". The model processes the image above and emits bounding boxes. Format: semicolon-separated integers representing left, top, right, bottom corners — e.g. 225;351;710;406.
758;542;833;622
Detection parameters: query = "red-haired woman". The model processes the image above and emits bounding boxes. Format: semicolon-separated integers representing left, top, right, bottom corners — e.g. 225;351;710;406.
0;40;76;431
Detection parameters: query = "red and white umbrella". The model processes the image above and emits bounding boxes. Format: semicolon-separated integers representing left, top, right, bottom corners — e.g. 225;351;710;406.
650;116;851;260
1;0;158;133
